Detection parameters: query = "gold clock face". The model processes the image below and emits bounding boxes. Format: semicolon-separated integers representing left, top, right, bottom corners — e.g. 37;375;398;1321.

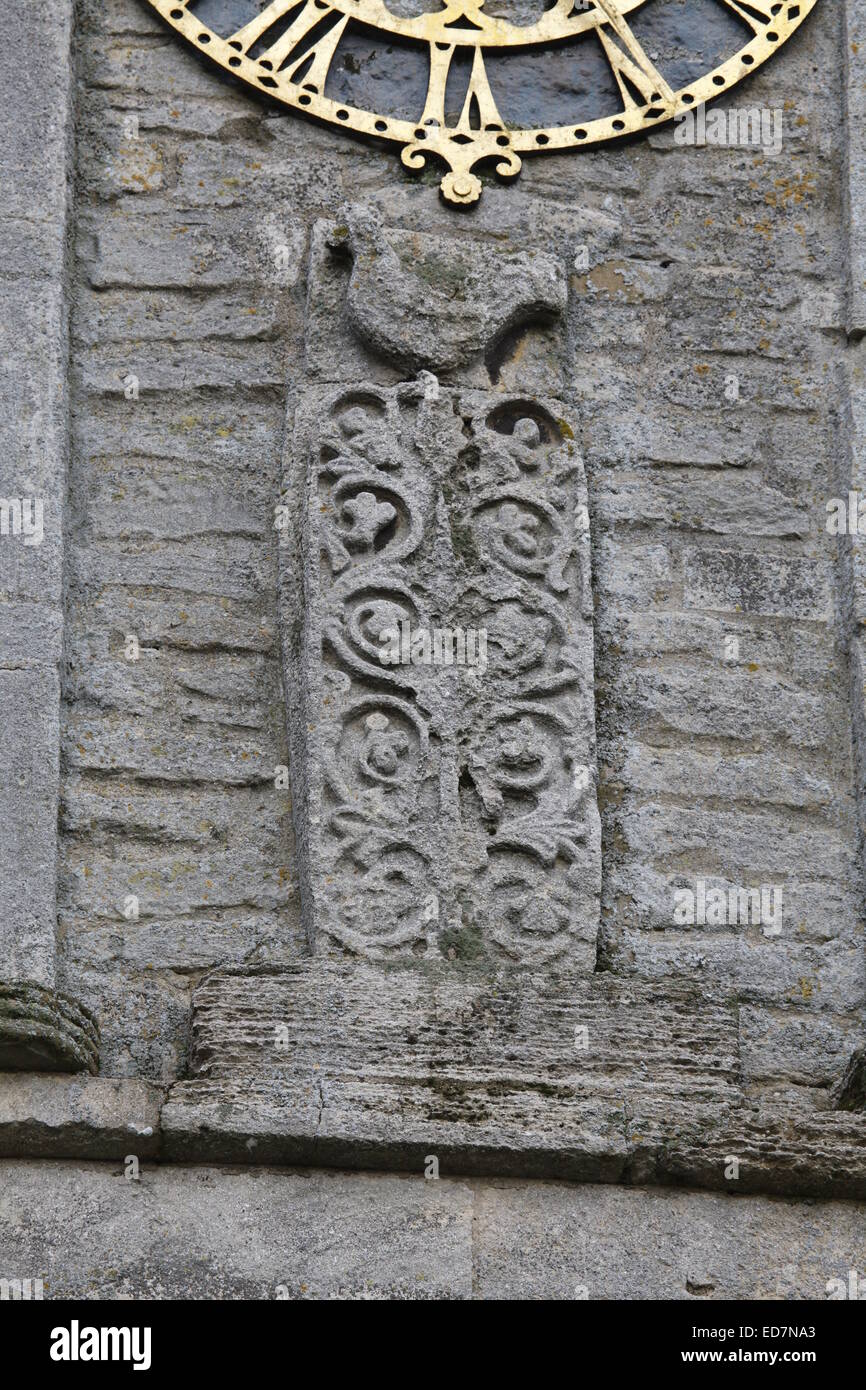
143;0;818;203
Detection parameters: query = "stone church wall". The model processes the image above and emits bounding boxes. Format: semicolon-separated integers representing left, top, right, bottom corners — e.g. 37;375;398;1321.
1;0;865;1299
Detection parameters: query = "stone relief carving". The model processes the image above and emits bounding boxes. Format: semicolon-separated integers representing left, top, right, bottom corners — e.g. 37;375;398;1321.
284;375;600;967
324;210;567;374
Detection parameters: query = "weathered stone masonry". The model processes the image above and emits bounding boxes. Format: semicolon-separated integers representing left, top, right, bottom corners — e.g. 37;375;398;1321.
1;0;866;1298
0;0;99;1073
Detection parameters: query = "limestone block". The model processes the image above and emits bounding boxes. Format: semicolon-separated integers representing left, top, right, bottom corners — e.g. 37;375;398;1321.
0;1160;472;1299
0;1075;161;1156
0;661;61;990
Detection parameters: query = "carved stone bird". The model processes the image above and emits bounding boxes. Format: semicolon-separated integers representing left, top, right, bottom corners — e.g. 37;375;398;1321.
327;206;567;375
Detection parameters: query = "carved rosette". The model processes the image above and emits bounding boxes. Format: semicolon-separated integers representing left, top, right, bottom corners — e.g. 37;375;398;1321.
286;379;600;967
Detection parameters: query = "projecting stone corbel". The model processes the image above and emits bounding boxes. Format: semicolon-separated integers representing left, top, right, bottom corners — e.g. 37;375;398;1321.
0;984;99;1075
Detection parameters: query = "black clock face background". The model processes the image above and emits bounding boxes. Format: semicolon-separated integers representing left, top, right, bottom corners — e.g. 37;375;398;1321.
144;0;818;202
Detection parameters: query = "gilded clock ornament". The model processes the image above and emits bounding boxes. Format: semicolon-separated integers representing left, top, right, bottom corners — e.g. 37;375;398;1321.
143;0;818;204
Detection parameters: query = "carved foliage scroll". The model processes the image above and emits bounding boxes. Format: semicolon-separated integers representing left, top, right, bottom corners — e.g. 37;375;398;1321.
286;376;600;968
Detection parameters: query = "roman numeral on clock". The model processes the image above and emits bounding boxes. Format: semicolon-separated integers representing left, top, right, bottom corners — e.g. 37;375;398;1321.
420;44;506;135
594;0;675;108
714;0;775;35
228;0;348;92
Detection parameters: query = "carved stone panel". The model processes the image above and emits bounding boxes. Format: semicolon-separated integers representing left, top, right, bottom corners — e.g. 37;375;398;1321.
282;376;600;969
303;214;570;395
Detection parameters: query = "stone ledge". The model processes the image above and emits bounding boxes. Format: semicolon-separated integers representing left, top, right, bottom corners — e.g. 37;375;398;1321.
154;964;866;1200
0;983;100;1074
3;969;864;1200
1;1063;864;1201
160;1077;866;1200
0;1075;162;1159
